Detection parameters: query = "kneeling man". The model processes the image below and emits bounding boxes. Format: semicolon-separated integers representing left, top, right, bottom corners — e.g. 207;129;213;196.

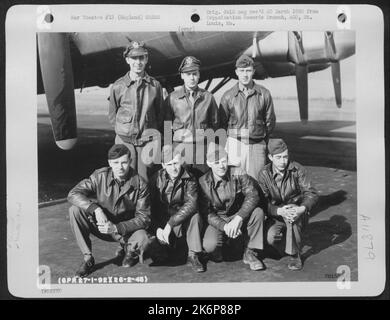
150;144;204;272
258;139;319;270
199;142;266;271
68;144;152;277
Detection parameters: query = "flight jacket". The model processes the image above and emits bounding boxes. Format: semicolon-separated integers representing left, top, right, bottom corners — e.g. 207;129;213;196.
150;166;199;228
67;167;151;236
219;82;276;144
257;161;319;217
164;86;219;143
108;72;164;146
198;167;260;231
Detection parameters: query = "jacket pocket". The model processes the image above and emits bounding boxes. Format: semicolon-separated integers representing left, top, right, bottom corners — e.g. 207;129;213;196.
115;108;136;136
249;119;265;137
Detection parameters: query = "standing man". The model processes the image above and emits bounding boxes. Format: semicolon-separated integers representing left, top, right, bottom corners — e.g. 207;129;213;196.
109;41;164;182
164;56;219;176
150;144;204;272
199;142;266;271
257;139;319;270
219;54;276;179
68;144;152;277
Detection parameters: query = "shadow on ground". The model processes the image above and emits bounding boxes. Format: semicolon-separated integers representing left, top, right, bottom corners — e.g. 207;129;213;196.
302;215;352;262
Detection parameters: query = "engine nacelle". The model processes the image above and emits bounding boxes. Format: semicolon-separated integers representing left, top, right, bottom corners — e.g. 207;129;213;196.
244;31;355;65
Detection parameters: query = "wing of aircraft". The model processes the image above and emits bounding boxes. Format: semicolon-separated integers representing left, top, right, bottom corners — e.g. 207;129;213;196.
37;31;355;150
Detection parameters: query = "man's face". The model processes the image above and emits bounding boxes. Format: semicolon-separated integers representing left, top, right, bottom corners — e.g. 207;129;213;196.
108;154;131;180
269;150;289;172
181;70;200;90
126;55;148;74
235;66;255;86
162;154;182;179
207;156;228;179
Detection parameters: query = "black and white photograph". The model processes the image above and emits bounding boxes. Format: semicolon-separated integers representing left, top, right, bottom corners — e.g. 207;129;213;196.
5;4;386;298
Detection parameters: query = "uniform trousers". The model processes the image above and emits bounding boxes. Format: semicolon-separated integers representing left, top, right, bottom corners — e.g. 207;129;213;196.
69;205;150;258
225;137;267;179
266;213;308;256
160;213;203;254
203;207;265;253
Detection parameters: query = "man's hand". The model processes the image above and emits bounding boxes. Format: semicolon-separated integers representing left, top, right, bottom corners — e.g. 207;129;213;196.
223;216;243;239
285;205;306;223
97;221;118;234
277;205;294;223
157;224;172;245
278;205;305;223
94;207;108;225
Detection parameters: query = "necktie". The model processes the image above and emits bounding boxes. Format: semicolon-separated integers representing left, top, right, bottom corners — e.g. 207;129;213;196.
275;173;283;190
189;91;195;105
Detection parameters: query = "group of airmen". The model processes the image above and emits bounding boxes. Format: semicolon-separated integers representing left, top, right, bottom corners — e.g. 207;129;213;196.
67;41;319;277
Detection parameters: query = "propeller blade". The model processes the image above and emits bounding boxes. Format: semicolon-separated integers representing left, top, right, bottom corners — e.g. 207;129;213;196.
325;31;337;59
38;33;77;150
295;64;309;123
331;61;342;108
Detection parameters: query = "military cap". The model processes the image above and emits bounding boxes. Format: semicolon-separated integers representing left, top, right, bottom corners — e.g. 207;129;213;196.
108;144;131;160
161;144;182;164
206;142;228;163
179;56;201;73
123;41;148;58
267;138;288;155
235;54;254;68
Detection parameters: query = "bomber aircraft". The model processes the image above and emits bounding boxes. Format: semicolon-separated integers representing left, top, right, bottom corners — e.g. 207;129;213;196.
37;31;355;150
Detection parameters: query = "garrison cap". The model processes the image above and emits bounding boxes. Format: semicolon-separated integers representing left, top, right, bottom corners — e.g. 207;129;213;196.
108;144;131;160
267;138;288;155
161;144;182;164
179;56;201;73
206;142;228;163
235;54;254;68
123;41;148;58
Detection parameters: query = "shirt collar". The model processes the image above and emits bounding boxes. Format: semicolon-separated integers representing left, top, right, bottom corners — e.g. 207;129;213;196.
178;85;201;99
233;82;262;97
272;162;294;178
108;168;137;189
211;170;230;188
272;165;284;179
238;81;254;92
124;71;152;87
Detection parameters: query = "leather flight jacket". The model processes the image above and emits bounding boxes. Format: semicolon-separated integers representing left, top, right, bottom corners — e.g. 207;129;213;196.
198;166;260;231
164;86;219;143
67;167;151;236
219;82;276;144
108;72;164;146
150;166;199;228
257;161;319;217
